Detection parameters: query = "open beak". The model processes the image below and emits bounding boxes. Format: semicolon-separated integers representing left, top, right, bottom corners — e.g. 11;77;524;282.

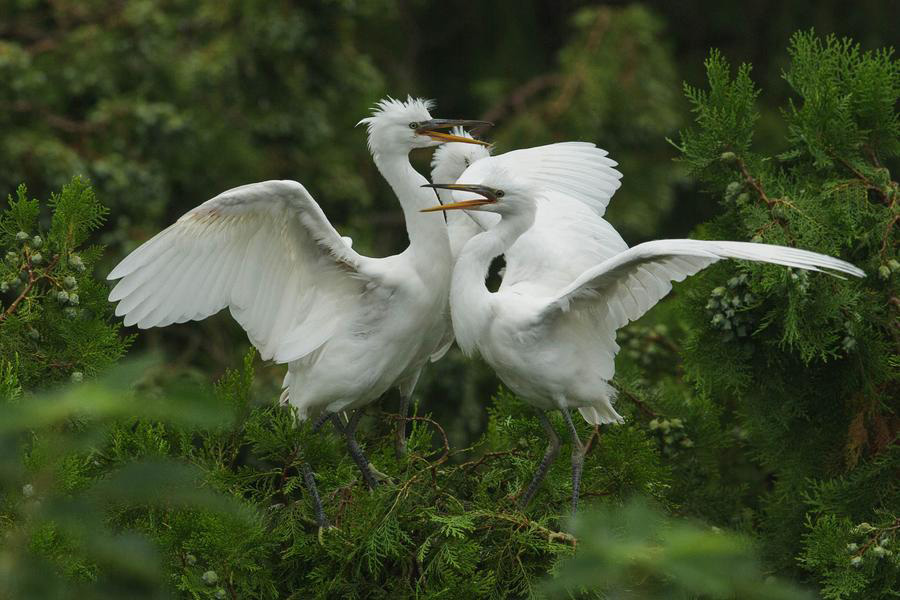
416;119;492;146
420;183;498;212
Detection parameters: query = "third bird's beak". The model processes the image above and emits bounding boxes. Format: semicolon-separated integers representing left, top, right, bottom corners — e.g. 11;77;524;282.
420;183;499;212
416;119;492;146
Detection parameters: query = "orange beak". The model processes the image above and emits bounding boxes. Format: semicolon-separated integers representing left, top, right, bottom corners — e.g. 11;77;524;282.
419;183;499;212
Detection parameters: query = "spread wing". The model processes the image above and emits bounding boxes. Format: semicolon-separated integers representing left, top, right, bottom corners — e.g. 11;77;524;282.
498;191;629;295
533;240;865;346
461;142;622;216
451;143;627;292
108;180;378;363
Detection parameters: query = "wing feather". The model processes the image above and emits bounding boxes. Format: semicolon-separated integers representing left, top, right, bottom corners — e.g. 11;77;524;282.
537;239;864;333
458;142;623;217
108;180;376;362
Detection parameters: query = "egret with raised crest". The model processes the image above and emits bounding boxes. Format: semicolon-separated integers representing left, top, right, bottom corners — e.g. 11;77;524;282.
107;97;490;525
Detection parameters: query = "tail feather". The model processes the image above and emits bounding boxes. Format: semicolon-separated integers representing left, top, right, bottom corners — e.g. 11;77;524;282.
577;383;624;425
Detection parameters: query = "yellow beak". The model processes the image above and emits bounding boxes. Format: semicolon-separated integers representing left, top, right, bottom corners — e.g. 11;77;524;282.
420;198;495;212
423;130;491;146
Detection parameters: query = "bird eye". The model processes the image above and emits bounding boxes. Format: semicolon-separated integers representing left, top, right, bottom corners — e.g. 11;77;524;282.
408;122;419;130
464;158;471;167
495;190;505;198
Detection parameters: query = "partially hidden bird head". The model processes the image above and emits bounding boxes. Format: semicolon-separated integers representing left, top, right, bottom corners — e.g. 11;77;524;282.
358;97;491;157
430;127;492;183
421;168;539;216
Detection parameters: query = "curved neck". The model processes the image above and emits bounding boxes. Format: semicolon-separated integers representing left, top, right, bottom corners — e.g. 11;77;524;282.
374;152;450;275
451;207;535;355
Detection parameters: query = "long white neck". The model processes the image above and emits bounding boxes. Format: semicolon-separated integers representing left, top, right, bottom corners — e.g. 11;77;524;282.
451;206;536;356
374;153;450;278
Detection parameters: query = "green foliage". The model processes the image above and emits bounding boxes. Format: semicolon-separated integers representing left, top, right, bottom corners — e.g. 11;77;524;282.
75;353;802;599
673;30;898;598
546;500;810;599
0;177;130;390
479;4;686;240
1;9;897;599
0;359;241;600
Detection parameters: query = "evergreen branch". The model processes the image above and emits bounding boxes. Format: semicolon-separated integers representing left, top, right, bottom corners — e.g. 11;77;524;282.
548;8;612;118
832;153;879;192
0;253;59;324
735;156;774;208
393;414;450;465
881;214;898;259
471;510;578;547
616;387;659;419
852;517;900;558
459;448;526;472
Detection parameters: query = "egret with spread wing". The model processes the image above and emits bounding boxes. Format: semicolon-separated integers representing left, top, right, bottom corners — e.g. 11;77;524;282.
107;98;489;523
424;167;864;513
430;129;624;263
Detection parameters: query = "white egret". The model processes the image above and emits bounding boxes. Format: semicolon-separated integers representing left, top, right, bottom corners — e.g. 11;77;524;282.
107;97;489;523
424;169;865;512
430;129;624;262
427;131;629;398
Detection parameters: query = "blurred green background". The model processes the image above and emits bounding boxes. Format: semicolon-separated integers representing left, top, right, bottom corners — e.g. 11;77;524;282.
1;0;896;445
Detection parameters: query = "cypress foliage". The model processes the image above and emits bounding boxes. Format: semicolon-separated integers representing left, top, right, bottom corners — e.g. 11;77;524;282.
671;30;898;597
2;29;897;599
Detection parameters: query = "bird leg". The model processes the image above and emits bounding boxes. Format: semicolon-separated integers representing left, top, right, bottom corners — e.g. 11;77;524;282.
300;462;330;531
561;409;586;513
334;411;380;490
395;394;410;459
311;411;332;433
518;410;560;509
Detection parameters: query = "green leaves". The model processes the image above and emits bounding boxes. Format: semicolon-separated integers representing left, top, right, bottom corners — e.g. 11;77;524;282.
0;178;130;390
546;500;811;599
49;176;108;252
679;49;760;178
675;29;898;598
0;358;246;600
0;184;39;236
784;30;900;166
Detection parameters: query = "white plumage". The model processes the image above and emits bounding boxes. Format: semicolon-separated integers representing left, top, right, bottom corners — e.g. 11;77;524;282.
429;131;628;356
426;162;864;512
108;97;490;501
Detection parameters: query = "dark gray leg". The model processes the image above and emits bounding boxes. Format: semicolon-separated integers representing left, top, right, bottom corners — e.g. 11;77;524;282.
395;394;410;459
518;411;561;509
561;409;586;514
301;462;329;529
336;411;379;490
311;411;332;433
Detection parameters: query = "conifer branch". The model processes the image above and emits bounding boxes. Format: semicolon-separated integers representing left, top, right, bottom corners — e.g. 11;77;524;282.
735;156;774;208
0;253;59;324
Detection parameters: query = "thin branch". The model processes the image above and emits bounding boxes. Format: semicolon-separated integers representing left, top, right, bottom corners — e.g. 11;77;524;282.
736;157;774;208
459;448;525;472
617;387;658;419
392;414;450;465
473;511;578;547
0;254;60;324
